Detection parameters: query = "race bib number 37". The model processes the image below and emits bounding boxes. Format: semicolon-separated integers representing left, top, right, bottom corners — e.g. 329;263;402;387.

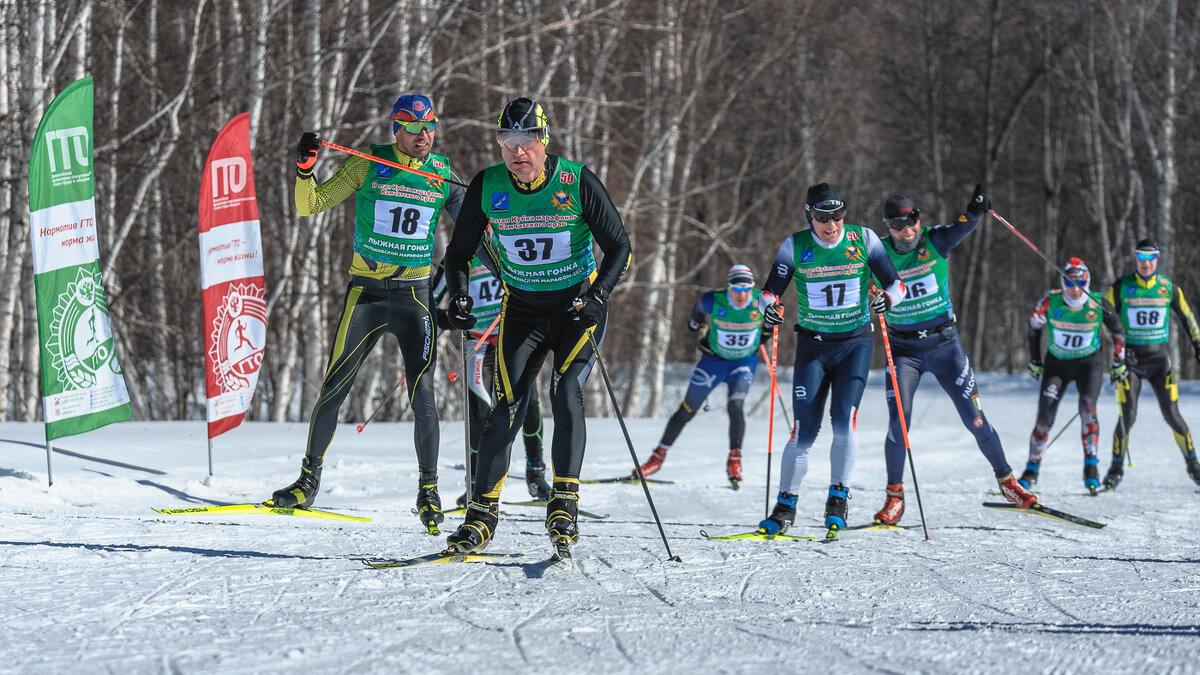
373;200;433;239
498;231;572;266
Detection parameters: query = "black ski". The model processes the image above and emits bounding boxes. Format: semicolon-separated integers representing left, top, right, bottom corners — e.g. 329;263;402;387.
981;501;1106;529
501;500;610;520
361;549;524;569
845;522;918;531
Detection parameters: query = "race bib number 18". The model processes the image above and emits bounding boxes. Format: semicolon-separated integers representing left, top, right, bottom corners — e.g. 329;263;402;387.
373;200;433;239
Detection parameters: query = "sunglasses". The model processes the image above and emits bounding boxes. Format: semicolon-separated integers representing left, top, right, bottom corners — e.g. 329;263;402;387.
885;216;918;231
1062;277;1088;288
497;129;547;150
396;119;437;134
812;209;846;224
1135;251;1159;262
729;284;753;292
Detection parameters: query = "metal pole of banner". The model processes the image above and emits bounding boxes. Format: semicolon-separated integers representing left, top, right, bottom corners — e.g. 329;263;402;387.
45;441;53;487
208;437;214;477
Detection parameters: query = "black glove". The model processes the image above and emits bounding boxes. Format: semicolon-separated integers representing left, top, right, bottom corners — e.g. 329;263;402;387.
571;287;607;328
296;132;321;177
1192;340;1200;367
446;292;477;330
763;302;785;326
435;307;453;331
869;291;893;314
966;183;991;216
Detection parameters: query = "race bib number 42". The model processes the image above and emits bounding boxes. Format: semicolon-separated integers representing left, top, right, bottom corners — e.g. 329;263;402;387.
373;200;433;239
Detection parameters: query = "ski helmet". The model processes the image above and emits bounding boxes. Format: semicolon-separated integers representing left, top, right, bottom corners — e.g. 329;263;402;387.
392;94;436;134
1062;257;1090;293
805;183;845;225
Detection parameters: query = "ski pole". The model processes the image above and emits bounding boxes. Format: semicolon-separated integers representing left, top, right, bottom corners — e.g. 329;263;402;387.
357;376;407;432
1045;410;1081;449
989;209;1104;303
583;326;681;562
759;343;792;429
873;287;931;541
764;327;780;519
319;140;470;188
461;332;474;504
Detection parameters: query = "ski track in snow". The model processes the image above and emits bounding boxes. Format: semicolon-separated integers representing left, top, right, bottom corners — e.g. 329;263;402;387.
2;372;1200;673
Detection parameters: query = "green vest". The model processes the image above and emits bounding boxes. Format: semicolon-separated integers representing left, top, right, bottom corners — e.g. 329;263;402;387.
1046;290;1103;360
467;256;504;329
707;289;764;360
1114;273;1173;345
352;146;455;267
790;226;872;333
882;230;953;326
481;158;595;292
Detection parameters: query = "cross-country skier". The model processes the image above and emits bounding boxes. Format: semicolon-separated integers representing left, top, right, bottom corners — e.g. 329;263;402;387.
1103;239;1200;488
870;189;1036;525
440;98;631;556
633;264;772;488
270;94;464;533
431;248;552;504
758;183;906;535
1022;258;1126;492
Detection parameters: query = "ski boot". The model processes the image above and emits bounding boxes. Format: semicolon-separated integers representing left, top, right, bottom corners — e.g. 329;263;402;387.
726;449;743;490
1083;457;1101;495
525;458;551;501
1018;461;1040;489
415;477;444;534
546;481;580;559
873;483;904;525
634;445;668;478
1186;454;1200;486
758;492;798;535
445;497;499;553
1102;460;1124;490
998;473;1037;508
271;455;322;508
824;484;850;537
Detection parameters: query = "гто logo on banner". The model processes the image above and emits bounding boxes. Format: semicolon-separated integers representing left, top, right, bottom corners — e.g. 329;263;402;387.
208;283;266;391
45;126;91;188
46;267;122;389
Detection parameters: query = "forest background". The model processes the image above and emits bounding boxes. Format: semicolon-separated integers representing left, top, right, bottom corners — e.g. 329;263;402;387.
0;0;1195;425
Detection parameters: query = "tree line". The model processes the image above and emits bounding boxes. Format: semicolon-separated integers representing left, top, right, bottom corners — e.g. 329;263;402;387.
0;0;1196;424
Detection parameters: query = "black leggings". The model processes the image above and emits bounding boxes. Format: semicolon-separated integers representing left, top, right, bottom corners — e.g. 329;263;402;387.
472;301;604;499
1113;348;1194;459
1028;352;1103;464
304;280;438;475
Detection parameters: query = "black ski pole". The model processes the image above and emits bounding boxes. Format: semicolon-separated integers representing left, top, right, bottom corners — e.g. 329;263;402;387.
357;376;407;433
585;329;682;562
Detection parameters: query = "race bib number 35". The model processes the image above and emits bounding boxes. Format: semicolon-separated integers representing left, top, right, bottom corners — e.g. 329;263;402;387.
805;279;862;310
498;231;572;266
373;200;433;239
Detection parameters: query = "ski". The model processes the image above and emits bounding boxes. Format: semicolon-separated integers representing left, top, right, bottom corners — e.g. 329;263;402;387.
361;549;524;569
845;522;917;531
699;529;815;541
580;476;675;485
502;500;610;520
824;525;840;541
153;502;370;522
981;501;1106;529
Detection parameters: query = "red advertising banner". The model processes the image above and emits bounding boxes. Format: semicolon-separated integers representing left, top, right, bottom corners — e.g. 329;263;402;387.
199;113;265;439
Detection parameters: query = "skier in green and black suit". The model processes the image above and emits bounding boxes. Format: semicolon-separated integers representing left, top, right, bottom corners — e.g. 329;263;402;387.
441;98;631;556
271;94;464;534
1103;239;1200;488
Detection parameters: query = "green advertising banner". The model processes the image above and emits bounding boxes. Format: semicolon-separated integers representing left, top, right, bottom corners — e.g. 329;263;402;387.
28;77;131;441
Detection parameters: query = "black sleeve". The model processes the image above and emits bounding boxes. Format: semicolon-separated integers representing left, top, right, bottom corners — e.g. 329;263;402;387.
925;211;981;257
442;164;467;222
579;166;632;297
444;171;488;298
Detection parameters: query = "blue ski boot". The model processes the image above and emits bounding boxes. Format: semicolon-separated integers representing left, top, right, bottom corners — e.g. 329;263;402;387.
1083;456;1101;494
758;492;798;534
1018;461;1039;489
824;484;850;530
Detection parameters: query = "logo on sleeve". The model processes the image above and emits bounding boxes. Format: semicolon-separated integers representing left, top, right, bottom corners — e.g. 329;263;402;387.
376;165;392;178
490;192;510;212
800;249;814;263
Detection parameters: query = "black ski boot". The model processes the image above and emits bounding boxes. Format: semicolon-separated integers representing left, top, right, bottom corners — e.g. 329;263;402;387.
824;483;850;531
1103;461;1124;490
1019;461;1040;488
758;492;798;535
546;481;579;558
1186;454;1200;486
445;497;498;553
526;459;551;501
271;455;322;508
1084;458;1101;494
415;475;443;534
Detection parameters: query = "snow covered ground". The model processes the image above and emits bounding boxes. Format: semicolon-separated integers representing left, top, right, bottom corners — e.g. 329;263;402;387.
2;371;1199;674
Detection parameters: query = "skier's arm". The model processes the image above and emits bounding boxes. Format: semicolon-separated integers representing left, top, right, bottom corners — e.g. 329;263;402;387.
925;211;982;258
1170;285;1200;345
1101;298;1126;365
864;229;906;305
688;292;715;332
295;155;370;216
762;237;795;299
444;172;489;298
580;166;632;298
1028;295;1050;361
